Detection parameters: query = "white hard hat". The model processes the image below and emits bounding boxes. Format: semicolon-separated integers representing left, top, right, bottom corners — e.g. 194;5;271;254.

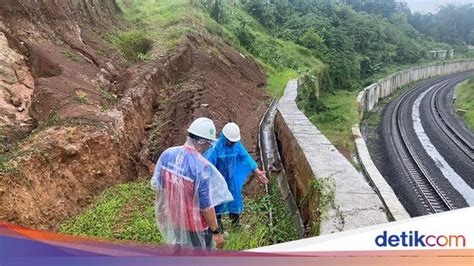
187;117;217;141
222;122;241;142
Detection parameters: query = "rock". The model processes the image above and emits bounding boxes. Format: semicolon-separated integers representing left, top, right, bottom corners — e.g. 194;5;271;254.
0;65;18;84
144;124;153;130
93;170;105;176
17;107;25;112
201;103;209;107
97;73;108;84
105;62;117;75
10;96;21;107
65;145;79;157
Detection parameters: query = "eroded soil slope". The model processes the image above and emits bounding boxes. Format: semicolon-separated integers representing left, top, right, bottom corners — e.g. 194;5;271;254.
0;0;267;230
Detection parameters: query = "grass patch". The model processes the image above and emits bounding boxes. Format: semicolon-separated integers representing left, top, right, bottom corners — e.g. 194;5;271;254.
62;49;80;62
105;31;153;62
97;85;119;104
59;172;299;249
308;79;422;155
0;156;19;175
300;177;336;236
266;174;299;243
74;90;90;105
455;77;474;130
60;182;162;242
114;1;324;96
266;69;298;98
306;90;360;153
0;130;20;175
115;0;208;53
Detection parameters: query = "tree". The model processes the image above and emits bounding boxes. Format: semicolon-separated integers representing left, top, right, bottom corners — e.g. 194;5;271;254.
243;0;277;28
408;4;474;45
298;29;327;53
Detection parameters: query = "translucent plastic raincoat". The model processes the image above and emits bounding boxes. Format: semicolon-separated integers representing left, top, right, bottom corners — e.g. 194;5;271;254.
151;138;233;247
205;134;257;215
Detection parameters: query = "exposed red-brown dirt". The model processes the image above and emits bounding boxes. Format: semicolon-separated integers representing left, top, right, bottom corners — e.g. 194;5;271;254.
0;0;268;230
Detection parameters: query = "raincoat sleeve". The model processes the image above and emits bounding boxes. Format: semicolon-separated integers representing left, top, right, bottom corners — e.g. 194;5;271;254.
205;162;233;207
197;169;211;210
150;154;165;190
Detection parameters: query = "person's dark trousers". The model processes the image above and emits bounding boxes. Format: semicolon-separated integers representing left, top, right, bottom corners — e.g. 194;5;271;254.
216;213;241;232
174;228;212;248
217;214;224;233
189;228;212;247
229;213;240;226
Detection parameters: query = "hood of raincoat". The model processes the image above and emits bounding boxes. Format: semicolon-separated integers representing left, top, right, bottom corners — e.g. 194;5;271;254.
204;133;257;215
151;138;233;247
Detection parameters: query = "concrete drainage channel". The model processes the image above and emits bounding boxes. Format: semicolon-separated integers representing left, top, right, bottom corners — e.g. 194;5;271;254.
258;99;305;239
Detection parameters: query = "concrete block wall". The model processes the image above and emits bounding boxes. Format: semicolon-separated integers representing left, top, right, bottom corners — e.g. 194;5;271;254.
357;60;474;119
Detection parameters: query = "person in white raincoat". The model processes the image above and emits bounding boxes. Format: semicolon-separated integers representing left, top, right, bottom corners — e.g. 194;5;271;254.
151;117;233;249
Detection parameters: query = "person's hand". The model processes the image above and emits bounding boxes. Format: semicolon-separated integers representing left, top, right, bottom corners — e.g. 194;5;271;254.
213;233;224;249
255;168;268;184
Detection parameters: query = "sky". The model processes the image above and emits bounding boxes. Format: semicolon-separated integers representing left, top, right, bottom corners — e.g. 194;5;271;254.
402;0;474;13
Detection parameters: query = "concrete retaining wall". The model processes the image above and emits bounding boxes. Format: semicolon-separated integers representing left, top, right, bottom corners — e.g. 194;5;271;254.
357;60;474;119
352;126;410;220
354;59;474;221
275;80;388;235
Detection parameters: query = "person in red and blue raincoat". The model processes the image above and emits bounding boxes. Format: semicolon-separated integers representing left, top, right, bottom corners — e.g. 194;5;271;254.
151;117;233;249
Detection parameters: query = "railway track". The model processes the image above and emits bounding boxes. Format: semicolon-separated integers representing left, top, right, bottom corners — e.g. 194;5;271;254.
389;77;459;214
431;80;474;161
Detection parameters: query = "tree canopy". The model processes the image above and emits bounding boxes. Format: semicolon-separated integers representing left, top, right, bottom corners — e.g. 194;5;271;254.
408;4;474;45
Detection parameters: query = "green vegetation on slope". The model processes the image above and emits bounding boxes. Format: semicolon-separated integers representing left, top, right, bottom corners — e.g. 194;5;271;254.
60;176;298;250
60;182;161;242
455;78;474;130
105;31;154;62
207;0;462;154
408;4;474;46
114;0;194;51
110;0;322;96
237;0;448;91
205;4;324;97
108;0;232;62
346;0;474;50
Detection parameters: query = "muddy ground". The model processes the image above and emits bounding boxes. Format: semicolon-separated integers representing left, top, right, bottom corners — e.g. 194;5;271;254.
0;0;268;230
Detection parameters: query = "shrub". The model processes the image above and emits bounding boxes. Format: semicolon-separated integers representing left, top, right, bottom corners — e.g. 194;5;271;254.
107;31;153;62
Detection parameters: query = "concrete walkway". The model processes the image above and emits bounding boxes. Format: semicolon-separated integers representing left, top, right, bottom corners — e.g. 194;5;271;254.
353;125;410;220
276;80;389;234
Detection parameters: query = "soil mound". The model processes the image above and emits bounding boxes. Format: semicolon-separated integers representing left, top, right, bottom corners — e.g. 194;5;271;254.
0;1;268;230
